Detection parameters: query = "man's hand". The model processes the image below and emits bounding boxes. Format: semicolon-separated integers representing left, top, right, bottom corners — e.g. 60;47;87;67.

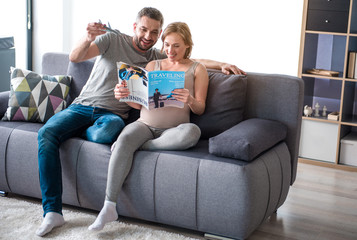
69;22;105;63
221;63;246;75
86;22;107;42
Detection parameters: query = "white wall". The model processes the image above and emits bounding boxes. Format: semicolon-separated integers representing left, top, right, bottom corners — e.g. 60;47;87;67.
0;0;27;68
33;0;64;71
33;0;304;76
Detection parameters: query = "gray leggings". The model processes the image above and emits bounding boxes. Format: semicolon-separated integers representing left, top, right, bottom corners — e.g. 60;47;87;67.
105;121;201;202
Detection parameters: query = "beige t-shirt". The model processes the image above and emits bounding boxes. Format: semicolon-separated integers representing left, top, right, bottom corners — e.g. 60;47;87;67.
138;60;198;128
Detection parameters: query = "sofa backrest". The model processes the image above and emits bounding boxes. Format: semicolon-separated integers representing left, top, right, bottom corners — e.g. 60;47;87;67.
191;70;247;139
42;52;70;76
42;53;249;137
66;59;96;104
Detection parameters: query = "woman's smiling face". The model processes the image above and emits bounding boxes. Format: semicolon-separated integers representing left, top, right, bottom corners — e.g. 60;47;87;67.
163;32;189;61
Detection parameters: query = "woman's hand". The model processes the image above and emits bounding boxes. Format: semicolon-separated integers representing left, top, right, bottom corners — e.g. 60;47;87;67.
114;82;142;110
114;82;130;100
171;88;192;104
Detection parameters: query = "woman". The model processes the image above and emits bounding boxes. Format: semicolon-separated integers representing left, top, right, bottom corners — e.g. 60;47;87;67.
88;22;209;231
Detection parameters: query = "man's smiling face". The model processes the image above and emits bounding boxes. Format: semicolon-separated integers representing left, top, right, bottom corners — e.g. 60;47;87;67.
133;16;162;51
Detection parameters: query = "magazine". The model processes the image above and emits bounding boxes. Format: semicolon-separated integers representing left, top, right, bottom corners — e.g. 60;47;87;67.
117;62;185;110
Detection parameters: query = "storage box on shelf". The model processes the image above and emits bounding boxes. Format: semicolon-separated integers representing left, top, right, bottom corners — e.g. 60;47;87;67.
299;120;339;163
298;0;357;171
340;132;357;166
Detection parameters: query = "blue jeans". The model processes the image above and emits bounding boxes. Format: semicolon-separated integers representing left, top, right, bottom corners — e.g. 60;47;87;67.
38;104;125;216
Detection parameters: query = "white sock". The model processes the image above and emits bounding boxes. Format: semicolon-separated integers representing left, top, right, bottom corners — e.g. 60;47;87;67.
111;141;116;152
88;200;118;231
36;212;65;237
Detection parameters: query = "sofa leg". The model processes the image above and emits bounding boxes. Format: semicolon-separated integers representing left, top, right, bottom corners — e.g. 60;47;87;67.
204;233;236;240
0;190;8;197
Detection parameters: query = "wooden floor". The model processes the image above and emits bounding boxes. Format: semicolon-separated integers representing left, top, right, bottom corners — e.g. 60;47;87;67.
247;162;357;240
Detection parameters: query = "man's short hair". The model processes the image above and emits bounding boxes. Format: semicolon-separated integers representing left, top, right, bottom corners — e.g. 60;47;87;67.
136;7;164;29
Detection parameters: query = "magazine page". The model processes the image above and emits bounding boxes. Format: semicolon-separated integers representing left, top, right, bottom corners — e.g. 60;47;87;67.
148;71;185;110
117;62;149;109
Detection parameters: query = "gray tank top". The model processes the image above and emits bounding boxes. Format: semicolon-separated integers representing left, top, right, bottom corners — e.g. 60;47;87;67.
138;60;198;128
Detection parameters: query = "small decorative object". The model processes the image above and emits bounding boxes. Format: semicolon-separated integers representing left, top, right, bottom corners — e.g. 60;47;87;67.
304;105;313;117
314;102;320;117
306;68;339;77
328;111;339;121
322;105;327;117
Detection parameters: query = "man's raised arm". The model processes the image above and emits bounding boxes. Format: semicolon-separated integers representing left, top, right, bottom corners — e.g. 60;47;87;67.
69;22;106;63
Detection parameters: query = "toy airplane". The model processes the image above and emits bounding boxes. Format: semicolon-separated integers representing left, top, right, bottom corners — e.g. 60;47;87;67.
98;19;118;34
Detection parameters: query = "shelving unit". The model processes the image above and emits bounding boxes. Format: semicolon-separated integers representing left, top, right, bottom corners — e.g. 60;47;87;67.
298;0;357;171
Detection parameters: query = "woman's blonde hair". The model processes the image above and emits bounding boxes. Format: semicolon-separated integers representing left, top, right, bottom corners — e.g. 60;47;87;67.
161;22;193;59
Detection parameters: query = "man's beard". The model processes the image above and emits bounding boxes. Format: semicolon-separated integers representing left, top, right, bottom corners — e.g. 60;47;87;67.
134;36;154;51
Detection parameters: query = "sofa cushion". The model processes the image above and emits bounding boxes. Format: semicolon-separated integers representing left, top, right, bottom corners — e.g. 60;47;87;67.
208;118;287;161
1;67;71;123
191;70;247;139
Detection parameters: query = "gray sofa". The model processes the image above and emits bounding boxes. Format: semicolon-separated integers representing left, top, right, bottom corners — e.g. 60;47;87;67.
0;52;304;240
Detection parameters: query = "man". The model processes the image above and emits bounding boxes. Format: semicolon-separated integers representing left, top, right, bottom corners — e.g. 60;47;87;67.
153;88;161;108
36;7;245;237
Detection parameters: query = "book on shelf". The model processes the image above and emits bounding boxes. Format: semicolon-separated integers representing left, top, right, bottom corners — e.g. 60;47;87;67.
117;62;185;110
347;51;357;79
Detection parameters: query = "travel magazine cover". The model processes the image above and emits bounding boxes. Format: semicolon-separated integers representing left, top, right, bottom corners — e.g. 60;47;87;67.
117;62;185;110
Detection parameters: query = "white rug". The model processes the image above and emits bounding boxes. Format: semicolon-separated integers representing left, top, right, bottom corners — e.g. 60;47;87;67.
0;195;200;240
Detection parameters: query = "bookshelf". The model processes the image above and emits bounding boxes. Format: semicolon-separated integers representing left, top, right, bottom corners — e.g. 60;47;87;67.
298;0;357;171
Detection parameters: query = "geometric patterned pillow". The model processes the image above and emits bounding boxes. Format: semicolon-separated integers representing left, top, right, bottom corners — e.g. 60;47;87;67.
1;67;72;123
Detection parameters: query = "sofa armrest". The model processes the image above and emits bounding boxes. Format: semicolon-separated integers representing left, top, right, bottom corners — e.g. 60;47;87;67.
0;91;9;117
208;118;287;161
244;73;304;183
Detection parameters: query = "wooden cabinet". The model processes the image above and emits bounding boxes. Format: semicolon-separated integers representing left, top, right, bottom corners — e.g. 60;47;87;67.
306;10;349;32
308;0;350;11
298;0;357;171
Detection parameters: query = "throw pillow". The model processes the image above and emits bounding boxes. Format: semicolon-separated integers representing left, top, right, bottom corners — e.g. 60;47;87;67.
209;118;287;161
1;67;72;123
191;70;247;139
